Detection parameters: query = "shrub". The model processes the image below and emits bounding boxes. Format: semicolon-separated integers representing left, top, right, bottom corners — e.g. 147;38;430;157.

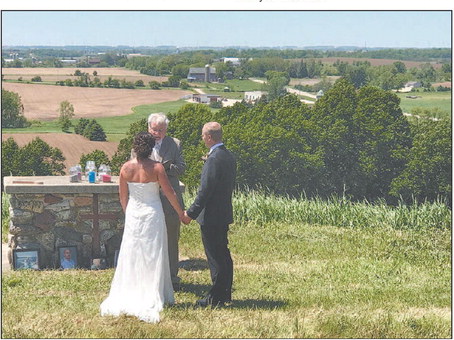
209;100;223;108
83;119;107;141
135;80;145;87
149;81;160;90
180;80;190;89
79;150;111;169
31;76;42;82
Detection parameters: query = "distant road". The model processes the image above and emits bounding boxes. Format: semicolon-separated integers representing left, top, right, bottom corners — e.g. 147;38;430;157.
250;78;316;104
285;87;317;100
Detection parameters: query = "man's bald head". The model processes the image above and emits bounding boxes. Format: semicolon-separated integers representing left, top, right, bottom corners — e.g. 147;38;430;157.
202;122;222;143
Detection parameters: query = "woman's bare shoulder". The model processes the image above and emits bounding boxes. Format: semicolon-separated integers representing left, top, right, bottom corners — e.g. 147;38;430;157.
121;160;139;177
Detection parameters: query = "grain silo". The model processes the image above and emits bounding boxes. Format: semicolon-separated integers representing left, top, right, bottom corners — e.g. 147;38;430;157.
205;64;210;82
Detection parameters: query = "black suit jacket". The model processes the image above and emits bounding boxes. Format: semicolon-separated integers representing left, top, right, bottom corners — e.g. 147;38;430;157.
187;145;236;226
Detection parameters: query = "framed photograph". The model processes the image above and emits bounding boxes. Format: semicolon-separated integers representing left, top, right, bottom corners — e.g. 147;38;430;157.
13;249;40;270
58;246;78;270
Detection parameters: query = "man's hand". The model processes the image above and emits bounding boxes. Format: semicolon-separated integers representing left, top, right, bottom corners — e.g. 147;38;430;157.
181;211;192;225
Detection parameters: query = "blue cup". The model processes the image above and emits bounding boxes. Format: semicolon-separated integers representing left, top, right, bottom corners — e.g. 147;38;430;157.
88;171;96;183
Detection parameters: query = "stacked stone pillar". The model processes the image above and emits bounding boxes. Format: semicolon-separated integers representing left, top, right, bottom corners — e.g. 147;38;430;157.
4;176;124;269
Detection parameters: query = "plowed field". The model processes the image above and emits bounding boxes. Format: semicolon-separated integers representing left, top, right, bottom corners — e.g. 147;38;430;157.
2;67;168;83
2;133;119;174
2;82;191;120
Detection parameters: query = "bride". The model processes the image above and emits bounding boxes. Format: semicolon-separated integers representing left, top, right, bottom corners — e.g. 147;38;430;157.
100;132;185;323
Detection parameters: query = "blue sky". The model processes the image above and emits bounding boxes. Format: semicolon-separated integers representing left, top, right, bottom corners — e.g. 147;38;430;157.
1;11;451;48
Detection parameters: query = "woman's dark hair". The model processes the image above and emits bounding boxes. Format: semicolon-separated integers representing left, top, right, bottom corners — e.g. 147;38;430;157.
133;132;155;160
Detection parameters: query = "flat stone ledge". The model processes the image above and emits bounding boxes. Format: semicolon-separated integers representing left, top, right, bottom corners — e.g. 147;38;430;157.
3;176;119;194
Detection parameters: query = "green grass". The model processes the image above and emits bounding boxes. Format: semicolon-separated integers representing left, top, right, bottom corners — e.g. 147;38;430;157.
396;91;451;119
2;100;191;142
198;79;263;99
1;194;10;243
2;190;451;338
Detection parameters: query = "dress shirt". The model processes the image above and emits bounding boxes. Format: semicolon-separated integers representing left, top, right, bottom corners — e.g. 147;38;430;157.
209;143;224;155
152;140;162;161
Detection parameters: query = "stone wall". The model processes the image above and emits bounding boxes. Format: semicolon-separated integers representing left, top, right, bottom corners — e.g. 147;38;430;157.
4;176;124;269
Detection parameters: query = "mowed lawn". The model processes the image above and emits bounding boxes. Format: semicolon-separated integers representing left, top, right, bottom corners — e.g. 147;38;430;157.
2;191;451;338
396;91;451;119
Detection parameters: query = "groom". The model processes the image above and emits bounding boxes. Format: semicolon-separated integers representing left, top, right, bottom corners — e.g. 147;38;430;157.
183;122;236;307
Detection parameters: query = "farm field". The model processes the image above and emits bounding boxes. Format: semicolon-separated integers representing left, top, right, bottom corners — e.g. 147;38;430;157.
396;91;452;118
2;82;192;120
1;133;119;173
1;67;168;83
309;57;444;69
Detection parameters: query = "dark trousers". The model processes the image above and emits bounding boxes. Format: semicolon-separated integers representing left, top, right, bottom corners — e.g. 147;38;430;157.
200;224;233;303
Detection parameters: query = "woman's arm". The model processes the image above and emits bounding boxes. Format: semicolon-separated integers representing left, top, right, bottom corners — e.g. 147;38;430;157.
119;164;129;213
156;163;184;219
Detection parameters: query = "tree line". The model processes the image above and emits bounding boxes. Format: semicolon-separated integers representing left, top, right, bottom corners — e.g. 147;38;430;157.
2;78;451;206
110;78;451;206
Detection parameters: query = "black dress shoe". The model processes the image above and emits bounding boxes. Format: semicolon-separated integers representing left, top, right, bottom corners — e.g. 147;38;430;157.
196;297;226;308
172;282;181;291
196;297;211;307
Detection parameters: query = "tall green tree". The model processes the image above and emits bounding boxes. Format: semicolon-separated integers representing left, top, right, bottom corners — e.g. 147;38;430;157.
74;118;90;135
390;118;452;205
8;138;66;177
110;118;148;175
223;94;319;196
1;89;29;128
353;86;412;200
80;150;111;169
1;138;21;186
310;78;359;197
262;71;290;101
167;103;215;189
58;100;75;132
83;120;107;141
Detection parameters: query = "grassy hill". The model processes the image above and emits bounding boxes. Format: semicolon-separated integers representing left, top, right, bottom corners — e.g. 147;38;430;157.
2;190;451;338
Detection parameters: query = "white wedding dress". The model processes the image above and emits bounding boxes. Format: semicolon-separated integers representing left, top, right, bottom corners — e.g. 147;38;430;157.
100;182;174;323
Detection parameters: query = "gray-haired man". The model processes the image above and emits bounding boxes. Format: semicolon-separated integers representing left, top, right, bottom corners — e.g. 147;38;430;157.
148;112;186;291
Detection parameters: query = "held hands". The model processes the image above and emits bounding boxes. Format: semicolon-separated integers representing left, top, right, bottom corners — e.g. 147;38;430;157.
180;211;192;225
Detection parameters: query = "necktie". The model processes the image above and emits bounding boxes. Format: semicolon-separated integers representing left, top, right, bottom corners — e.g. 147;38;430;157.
152;142;162;162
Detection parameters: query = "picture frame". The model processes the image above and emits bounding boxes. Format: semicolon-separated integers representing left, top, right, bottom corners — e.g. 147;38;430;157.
58;246;78;270
13;249;40;270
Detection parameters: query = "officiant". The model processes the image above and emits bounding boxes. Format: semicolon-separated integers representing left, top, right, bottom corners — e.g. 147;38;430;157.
147;113;186;291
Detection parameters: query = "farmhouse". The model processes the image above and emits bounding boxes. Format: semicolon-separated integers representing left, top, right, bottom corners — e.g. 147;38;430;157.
221;57;241;66
404;81;422;89
244;91;267;103
192;93;221;104
61;59;77;65
316;90;325;100
187;65;217;82
126;53;145;59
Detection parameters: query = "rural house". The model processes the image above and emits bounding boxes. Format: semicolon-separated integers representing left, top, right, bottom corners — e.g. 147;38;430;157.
404;81;422;89
220;57;241;66
244;91;267;103
192;93;221;104
187;65;217;82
